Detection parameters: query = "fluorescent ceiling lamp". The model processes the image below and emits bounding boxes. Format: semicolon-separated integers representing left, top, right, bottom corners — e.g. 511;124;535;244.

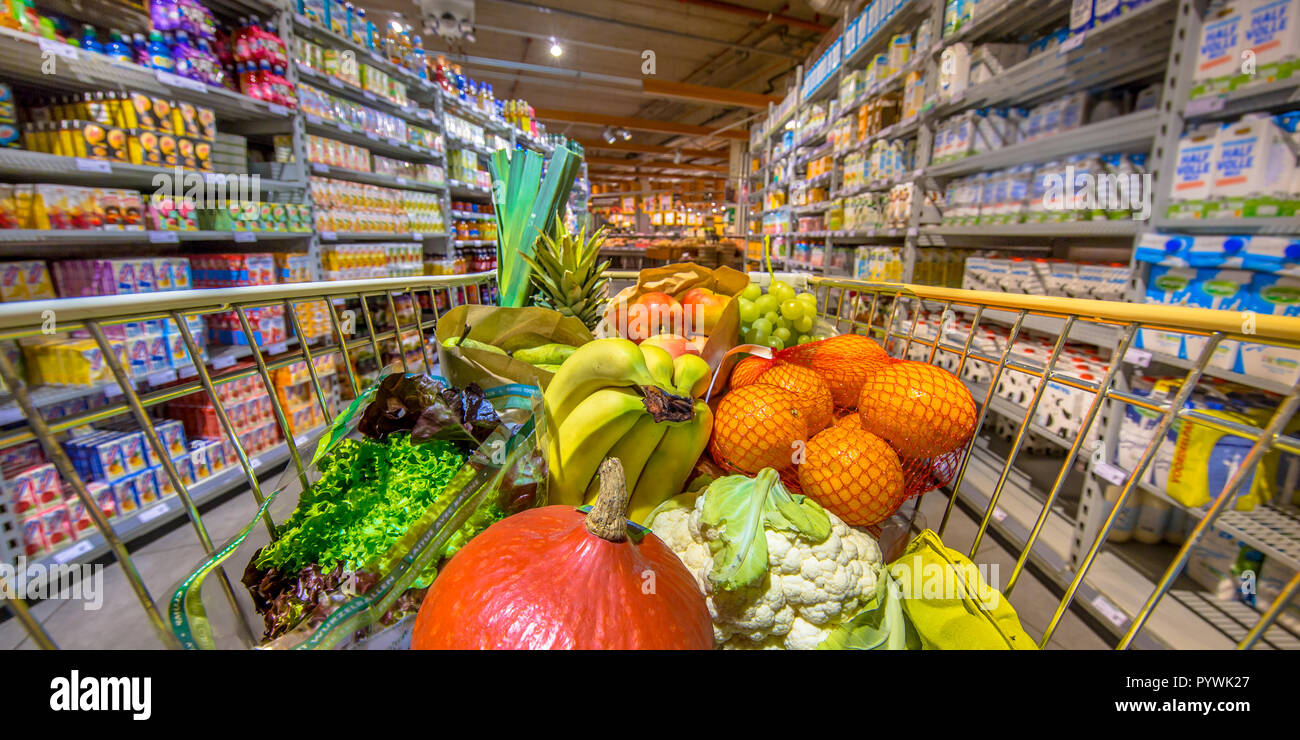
549;37;564;57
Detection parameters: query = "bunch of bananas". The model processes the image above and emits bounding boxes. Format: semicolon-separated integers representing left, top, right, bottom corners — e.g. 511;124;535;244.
543;338;714;523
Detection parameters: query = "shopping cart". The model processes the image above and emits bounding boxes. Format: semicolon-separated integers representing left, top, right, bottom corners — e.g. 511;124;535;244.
0;273;497;650
3;272;1298;649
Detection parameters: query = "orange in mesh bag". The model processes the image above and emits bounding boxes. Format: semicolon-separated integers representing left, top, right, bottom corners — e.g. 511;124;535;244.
708;336;977;526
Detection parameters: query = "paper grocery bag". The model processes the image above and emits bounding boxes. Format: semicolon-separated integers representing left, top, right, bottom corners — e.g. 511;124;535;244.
601;263;747;374
435;305;593;390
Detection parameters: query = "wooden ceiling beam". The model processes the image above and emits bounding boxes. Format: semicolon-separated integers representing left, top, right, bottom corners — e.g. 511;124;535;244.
586;157;728;173
575;139;726;159
641;78;782;110
533;108;749;141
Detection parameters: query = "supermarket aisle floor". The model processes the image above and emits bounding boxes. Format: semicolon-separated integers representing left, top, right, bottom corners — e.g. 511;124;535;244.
3;477;1110;650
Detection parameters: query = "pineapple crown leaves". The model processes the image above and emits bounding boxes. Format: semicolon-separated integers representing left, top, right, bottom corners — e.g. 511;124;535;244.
523;221;611;328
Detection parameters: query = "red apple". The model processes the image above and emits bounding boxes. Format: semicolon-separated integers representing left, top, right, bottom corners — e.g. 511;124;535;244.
679;287;730;336
623;291;682;341
641;333;690;359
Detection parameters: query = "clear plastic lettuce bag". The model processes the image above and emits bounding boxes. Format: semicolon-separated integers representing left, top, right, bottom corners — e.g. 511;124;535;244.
166;372;545;650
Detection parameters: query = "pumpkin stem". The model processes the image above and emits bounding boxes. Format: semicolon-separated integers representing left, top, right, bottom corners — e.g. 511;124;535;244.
585;457;631;542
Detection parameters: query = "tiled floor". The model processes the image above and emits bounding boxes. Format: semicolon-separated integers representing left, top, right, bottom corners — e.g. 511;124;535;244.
3;475;1111;650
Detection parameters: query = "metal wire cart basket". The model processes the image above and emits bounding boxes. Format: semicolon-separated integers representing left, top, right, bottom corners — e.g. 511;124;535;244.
1;271;1298;650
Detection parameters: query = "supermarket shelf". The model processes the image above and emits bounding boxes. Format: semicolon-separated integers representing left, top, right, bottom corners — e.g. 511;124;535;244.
0;230;309;248
0;27;293;123
514;134;555;156
919;221;1144;239
1184;77;1300;122
1152;217;1300;236
828;227;910;239
963;380;1076;451
295;64;441;129
446;134;498;159
1138;351;1295;396
795;142;835;168
291;15;429;99
303;115;442;162
451;211;494;221
25;424;327;573
925;110;1159;178
843;0;934;68
937;0;1069;49
793;124;829;150
449;181;493;199
792;201;833;215
1169;591;1300;650
930;0;1176;114
318;231;447;242
453;239;495;247
0;149;305;192
953;305;1122;347
0;384;112;426
307;162;447;193
439;91;512;135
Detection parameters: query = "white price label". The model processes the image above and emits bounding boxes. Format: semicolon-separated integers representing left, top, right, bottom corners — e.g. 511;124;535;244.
267;342;287;355
157;70;206;92
388;137;403;147
411;232;423;241
337;122;353;132
268;103;289;117
211;354;237;370
105;382;126;398
1124;347;1152;368
53;539;94;564
394;176;409;186
1090;595;1129;627
320;230;337;240
251;457;264;469
178;365;198;379
311;162;329;173
328;76;344;88
138;501;172;523
39;39;79;61
363;91;377;101
364;131;379;141
1059;32;1086;54
146;369;176;386
1185;96;1226;116
306;114;323;125
1094;460;1129;487
369;52;384;64
148;231;180;244
75;158;112;174
233;231;256;243
866;228;876;237
992;507;1008;523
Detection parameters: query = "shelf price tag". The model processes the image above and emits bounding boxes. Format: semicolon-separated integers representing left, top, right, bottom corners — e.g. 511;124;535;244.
75;158;112;174
267;103;289;116
328;77;344;88
54;539;94;564
311;162;329;173
148;231;179;244
233;232;257;243
363;91;377;102
157;70;207;92
1090;595;1129;627
992;507;1008;523
1094;460;1130;487
1123;347;1152;368
1059;32;1085;54
39;39;78;61
411;233;423;241
138;501;172;524
906;227;918;237
388;138;403;147
1185;97;1226;116
267;342;287;355
211;354;237;370
337;122;353;133
320;230;337;240
146;369;177;387
306;114;323;125
394;176;408;185
365;131;379;141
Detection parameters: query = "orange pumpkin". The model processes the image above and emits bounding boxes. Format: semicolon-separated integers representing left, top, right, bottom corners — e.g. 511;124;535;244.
411;458;713;650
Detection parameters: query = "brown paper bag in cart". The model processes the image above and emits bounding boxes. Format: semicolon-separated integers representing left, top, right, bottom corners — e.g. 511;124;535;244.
600;263;748;378
435;305;594;390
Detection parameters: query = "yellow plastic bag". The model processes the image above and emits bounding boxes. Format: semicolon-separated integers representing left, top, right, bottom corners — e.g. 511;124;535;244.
1166;408;1278;512
888;529;1037;650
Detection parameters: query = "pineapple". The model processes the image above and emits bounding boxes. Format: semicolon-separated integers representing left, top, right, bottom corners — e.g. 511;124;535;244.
522;221;611;330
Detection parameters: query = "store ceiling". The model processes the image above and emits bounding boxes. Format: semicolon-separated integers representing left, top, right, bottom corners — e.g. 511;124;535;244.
358;0;842;180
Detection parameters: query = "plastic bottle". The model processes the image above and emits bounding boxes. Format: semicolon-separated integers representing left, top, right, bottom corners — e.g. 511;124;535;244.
105;29;132;62
79;24;103;54
132;32;150;66
1134;492;1171;544
172;30;197;79
151;0;180;32
147;30;173;71
1104;484;1139;543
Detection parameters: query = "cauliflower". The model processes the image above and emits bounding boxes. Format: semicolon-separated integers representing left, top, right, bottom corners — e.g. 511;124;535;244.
650;469;885;650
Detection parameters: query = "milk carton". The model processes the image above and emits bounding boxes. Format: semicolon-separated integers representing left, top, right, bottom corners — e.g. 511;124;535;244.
1184;268;1252;369
1138;266;1196;356
1187;235;1248;268
1094;0;1122;24
1136;233;1193;266
1241;236;1300;274
1210;115;1297;205
1071;0;1096;33
1192;3;1248;90
1169;125;1220;217
1239;0;1300;83
1239;273;1300;386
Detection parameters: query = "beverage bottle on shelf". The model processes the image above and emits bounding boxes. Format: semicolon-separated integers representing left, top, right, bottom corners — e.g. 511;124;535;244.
412;37;426;79
172;30;199;79
344;2;355;41
132;32;150;66
264;21;287;67
79;24;103;54
105;29;131;62
147;30;174;71
363;12;377;51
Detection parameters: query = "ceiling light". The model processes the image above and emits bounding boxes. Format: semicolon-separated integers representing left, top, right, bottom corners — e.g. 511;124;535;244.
674;150;682;164
602;126;617;144
617;128;631;141
549;37;564;57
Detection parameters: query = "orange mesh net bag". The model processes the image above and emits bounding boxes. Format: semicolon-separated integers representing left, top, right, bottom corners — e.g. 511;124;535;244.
707;334;977;527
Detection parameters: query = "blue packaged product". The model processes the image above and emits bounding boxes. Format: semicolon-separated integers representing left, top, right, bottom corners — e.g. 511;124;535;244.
1187;235;1248;268
1184;268;1253;370
1135;234;1193;266
1239;274;1300;387
1241;236;1300;274
1070;0;1094;32
1138;265;1196;356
